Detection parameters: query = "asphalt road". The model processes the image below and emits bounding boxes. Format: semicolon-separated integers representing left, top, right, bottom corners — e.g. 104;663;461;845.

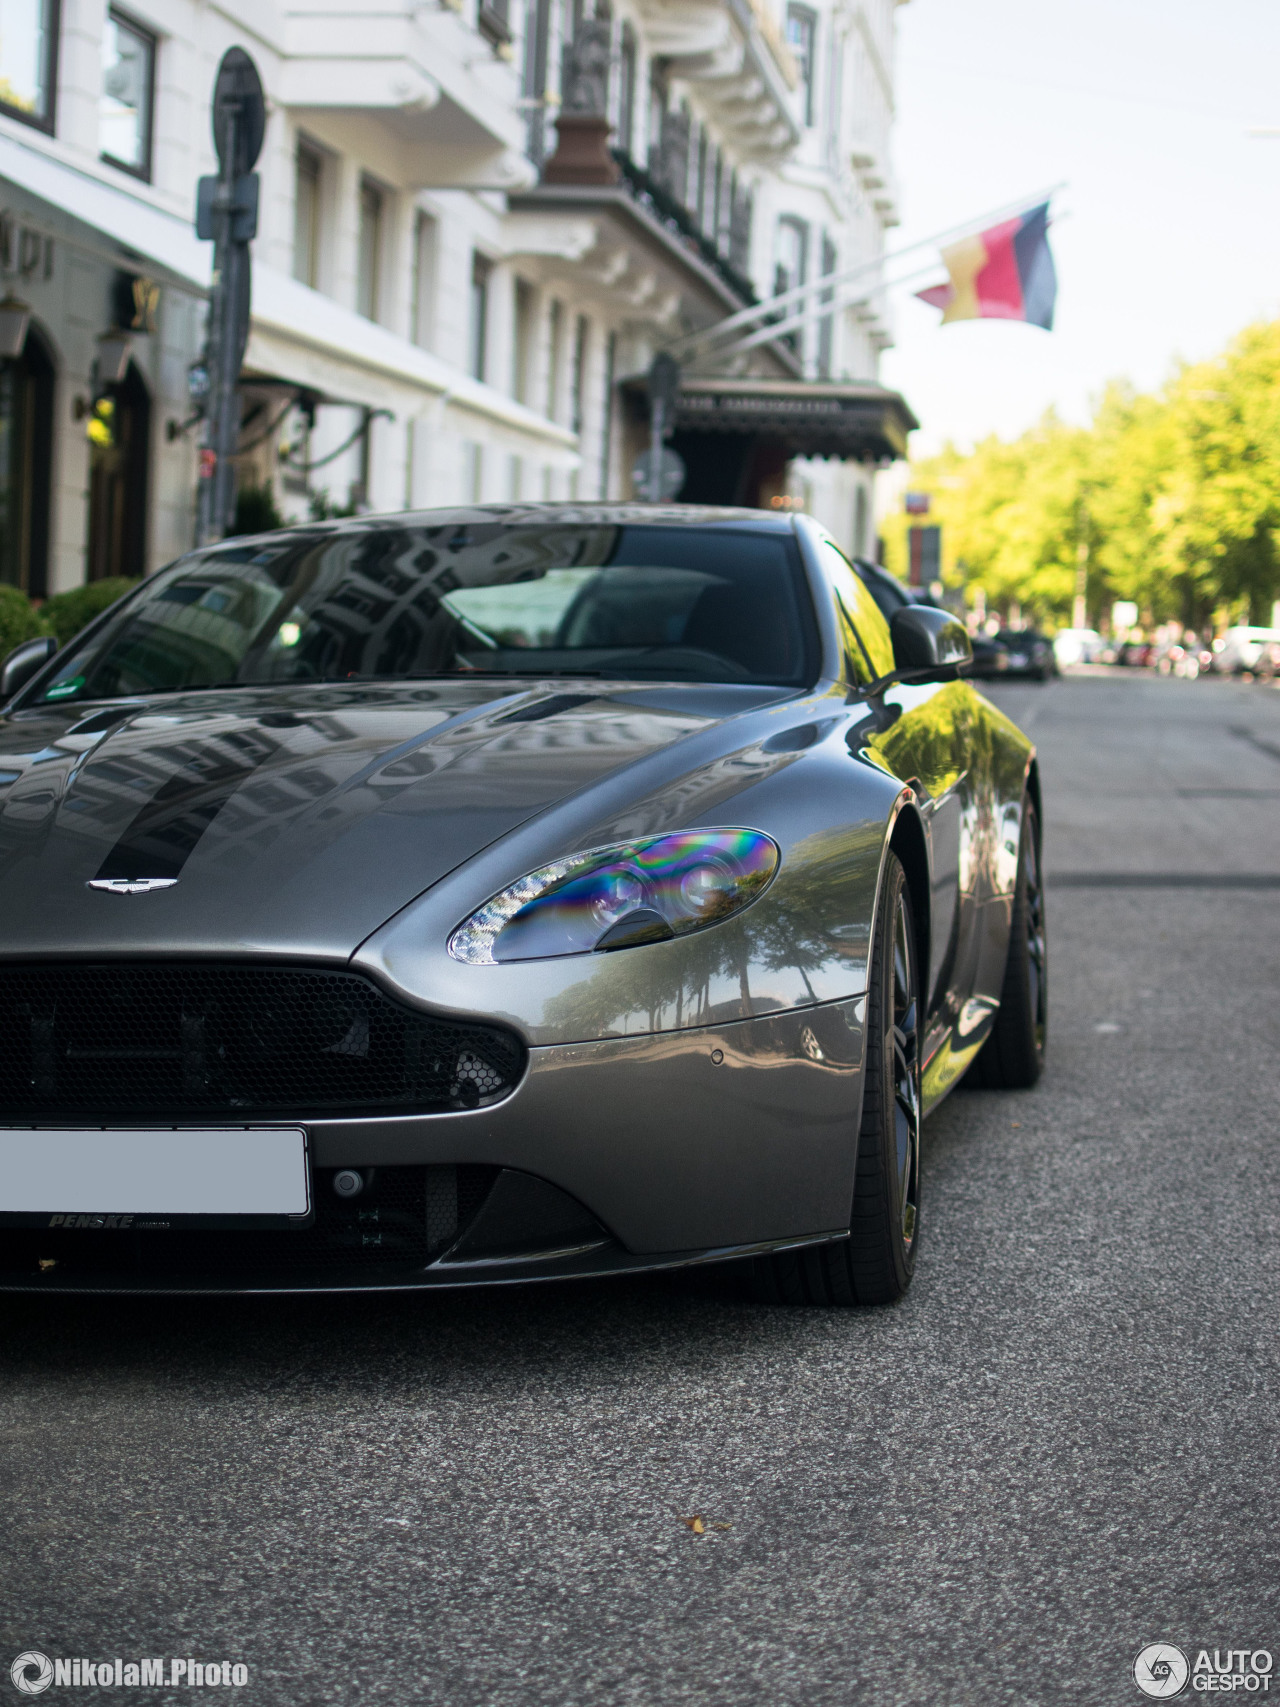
2;671;1278;1707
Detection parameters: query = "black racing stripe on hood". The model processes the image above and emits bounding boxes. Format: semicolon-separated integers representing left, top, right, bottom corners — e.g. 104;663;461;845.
94;728;280;882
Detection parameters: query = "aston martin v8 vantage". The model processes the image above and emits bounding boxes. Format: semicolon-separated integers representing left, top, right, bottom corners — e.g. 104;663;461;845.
0;506;1045;1302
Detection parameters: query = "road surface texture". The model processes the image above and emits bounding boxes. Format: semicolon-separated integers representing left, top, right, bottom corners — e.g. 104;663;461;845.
2;672;1278;1706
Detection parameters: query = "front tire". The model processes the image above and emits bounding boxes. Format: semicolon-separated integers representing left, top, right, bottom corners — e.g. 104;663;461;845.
749;852;921;1306
968;798;1047;1088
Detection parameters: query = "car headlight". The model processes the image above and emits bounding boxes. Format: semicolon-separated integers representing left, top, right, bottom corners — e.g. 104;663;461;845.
447;829;779;965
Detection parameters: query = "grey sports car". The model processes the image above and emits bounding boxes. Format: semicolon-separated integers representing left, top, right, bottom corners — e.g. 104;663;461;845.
0;505;1045;1303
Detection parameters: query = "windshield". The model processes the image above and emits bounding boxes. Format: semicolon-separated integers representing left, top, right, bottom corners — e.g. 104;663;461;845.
34;521;816;705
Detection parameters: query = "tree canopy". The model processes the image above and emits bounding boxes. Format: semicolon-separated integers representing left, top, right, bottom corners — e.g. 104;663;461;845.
883;319;1280;629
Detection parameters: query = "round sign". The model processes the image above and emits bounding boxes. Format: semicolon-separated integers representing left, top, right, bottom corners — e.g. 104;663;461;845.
212;47;265;177
632;446;686;502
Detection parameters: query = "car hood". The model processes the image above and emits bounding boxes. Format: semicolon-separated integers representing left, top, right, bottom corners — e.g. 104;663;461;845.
0;680;796;960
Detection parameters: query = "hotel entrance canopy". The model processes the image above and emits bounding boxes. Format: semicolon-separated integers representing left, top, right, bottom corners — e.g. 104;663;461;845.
670;377;918;463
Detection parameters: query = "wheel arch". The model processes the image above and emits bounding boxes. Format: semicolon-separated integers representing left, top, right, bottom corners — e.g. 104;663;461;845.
888;801;930;1001
1025;757;1043;847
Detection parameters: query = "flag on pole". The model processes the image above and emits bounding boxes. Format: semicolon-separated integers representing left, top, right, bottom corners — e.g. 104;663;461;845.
917;202;1057;329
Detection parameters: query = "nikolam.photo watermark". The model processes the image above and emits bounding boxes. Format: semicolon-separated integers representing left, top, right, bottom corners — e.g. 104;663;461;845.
1134;1645;1274;1698
9;1654;249;1695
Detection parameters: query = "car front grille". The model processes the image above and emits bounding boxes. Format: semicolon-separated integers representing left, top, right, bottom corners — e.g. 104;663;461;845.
0;963;525;1118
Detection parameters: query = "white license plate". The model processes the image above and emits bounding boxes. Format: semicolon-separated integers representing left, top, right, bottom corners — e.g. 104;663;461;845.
0;1128;310;1217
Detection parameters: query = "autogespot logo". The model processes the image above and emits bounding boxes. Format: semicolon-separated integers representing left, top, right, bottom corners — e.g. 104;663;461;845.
1135;1645;1192;1699
9;1653;52;1697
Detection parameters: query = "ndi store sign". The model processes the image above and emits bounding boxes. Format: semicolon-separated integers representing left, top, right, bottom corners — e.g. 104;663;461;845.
9;1652;249;1693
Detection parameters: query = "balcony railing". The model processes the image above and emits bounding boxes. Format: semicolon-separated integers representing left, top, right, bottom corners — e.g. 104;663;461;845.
611;150;757;306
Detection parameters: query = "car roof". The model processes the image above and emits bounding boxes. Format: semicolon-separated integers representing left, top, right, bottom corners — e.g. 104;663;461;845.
217;503;803;551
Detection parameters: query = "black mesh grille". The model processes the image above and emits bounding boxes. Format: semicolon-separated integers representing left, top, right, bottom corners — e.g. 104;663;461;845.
0;1164;501;1283
0;963;525;1118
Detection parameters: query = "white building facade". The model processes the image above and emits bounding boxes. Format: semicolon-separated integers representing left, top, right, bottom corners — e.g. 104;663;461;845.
0;0;913;597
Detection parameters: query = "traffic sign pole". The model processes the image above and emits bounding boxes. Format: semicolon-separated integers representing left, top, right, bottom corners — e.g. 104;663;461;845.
195;49;264;546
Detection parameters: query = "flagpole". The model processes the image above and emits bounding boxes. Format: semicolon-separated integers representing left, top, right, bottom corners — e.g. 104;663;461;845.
669;181;1068;361
704;259;950;364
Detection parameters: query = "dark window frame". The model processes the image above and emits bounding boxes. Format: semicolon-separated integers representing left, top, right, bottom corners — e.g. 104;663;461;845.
0;0;61;135
99;7;156;181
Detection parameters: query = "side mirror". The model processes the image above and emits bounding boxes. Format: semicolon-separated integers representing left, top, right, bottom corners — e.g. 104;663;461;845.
1;635;58;701
890;605;972;680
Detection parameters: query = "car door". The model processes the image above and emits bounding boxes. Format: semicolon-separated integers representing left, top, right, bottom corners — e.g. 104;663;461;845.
813;538;973;1027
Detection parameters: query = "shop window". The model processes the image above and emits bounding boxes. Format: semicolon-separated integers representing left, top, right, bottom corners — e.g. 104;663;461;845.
87;361;149;583
0;324;54;595
356;178;385;323
786;6;817;127
293;141;325;289
0;0;58;132
99;10;155;179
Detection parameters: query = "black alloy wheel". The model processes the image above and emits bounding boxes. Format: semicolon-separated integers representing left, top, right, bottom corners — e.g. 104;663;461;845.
750;851;921;1306
968;797;1047;1088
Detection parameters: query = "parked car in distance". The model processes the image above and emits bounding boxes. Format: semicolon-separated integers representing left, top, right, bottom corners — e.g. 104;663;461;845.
1117;639;1154;667
1053;628;1103;668
994;630;1056;681
1211;626;1280;675
967;634;1012;679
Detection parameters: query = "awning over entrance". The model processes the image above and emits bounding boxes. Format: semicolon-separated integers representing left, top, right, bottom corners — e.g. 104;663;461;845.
671;377;918;462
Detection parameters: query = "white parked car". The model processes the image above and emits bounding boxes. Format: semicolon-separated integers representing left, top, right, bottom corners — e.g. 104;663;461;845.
1211;627;1280;674
1053;628;1104;668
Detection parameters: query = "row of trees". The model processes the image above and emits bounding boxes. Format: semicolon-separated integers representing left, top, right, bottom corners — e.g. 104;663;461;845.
883;320;1280;630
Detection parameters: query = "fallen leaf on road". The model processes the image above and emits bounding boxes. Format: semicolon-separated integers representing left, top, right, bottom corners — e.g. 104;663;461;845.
712;1523;733;1531
680;1516;704;1534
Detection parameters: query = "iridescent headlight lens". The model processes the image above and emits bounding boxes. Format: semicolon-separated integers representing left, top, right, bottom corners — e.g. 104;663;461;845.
447;829;779;965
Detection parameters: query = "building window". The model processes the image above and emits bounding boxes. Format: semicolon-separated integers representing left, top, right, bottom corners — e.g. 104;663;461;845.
616;23;636;157
478;0;510;49
512;278;536;405
356;177;385;322
569;314;588;438
0;324;54;594
599;330;616;498
786;5;817;127
469;255;492;382
523;0;553;164
0;0;58;130
817;231;838;378
99;10;154;177
774;216;808;354
545;298;563;419
646;68;665;173
410;210;437;349
774;216;808;299
292;141;324;289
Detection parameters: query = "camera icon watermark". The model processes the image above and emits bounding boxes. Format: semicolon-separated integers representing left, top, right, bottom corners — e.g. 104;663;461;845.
1135;1646;1192;1699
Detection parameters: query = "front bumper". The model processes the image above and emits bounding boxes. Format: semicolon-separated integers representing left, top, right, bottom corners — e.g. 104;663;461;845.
0;998;865;1293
